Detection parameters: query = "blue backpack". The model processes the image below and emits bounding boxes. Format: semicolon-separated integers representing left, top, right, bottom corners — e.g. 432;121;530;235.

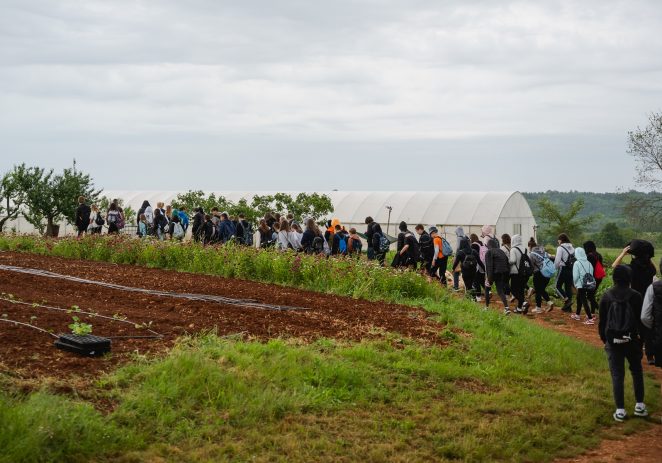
338;234;348;254
532;251;556;278
441;237;453;257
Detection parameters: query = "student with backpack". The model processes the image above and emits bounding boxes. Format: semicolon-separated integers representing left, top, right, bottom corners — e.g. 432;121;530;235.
613;240;657;364
347;228;363;257
218;213;236;244
508;234;531;314
238;214;253;246
191;207;205;242
394;222;418;269
452;237;478;298
89;204;104;235
571;248;596;324
258;219;276;248
429;227;448;284
276;220;290;251
641;257;662;368
137;213;149;238
529;240;555;313
288;222;304;251
177;207;190;232
501;234;513;301
599;265;647;422
470;234;487;302
554;233;576;312
416;224;434;274
75;196;91;237
453;227;469;291
106;203;121;235
366;217;388;266
152;208;169;240
584;241;606;316
168;213;185;241
202;214;215;245
485;236;511;314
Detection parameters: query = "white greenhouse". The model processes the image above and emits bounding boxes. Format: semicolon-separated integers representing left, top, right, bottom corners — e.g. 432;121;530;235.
3;191;537;247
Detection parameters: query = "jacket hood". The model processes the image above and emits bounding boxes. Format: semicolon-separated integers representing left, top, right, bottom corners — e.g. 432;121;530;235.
141;200;151;209
575;247;588;261
481;225;494;237
487;238;499;249
458;238;471;253
455;226;466;238
560;243;575;254
511;234;523;247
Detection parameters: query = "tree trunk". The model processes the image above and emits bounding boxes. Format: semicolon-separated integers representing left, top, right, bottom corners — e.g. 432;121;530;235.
46;217;59;237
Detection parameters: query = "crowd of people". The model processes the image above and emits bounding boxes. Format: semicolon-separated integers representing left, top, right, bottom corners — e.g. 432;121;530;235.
74;195;661;423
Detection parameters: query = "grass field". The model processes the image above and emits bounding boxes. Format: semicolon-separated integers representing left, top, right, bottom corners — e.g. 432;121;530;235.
0;235;659;462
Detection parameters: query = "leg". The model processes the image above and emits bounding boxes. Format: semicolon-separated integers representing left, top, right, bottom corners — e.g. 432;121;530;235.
438;257;448;285
534;272;544;307
555;270;567;299
511;274;525;309
605;343;626;410
625;341;645;404
453;271;460;290
563;268;573;305
495;274;509;309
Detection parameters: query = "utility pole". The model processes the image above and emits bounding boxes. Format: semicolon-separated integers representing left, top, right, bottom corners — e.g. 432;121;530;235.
385;205;392;236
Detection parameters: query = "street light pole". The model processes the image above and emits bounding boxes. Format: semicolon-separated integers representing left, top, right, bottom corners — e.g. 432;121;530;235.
385;205;392;236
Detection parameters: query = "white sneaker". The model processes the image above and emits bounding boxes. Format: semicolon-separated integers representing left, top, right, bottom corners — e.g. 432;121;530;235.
546;301;554;312
504;308;511;315
634;404;648;417
475;296;484;303
613;409;627;422
534;307;543;314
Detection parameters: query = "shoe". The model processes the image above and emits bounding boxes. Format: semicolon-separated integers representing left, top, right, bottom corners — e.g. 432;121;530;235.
634;404;648;418
613;410;627;422
562;299;573;312
452;286;460;292
504;308;511;315
515;307;524;314
475;296;484;303
522;301;530;314
571;314;581;321
646;355;655;365
545;301;554;312
534;307;543;314
584;318;595;325
509;295;516;302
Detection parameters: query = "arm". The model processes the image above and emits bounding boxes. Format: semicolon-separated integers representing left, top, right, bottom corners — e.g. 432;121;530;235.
509;248;518;266
554;246;563;269
400;244;410;256
572;264;580;287
485;251;494;282
598;295;608;343
641;285;655;329
452;253;461;272
611;245;630;269
433;242;441;262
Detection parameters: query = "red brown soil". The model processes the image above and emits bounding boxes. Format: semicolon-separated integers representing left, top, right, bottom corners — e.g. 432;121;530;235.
0;251;446;379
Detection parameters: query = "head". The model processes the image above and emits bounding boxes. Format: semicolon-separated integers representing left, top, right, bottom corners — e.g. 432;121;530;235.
239;213;245;220
557;233;570;244
259;218;268;231
280;218;290;232
141;200;151;209
334;224;342;232
157;202;164;209
292;223;303;233
286;213;294;221
221;213;229;221
612;265;632;287
583;240;597;254
575;247;587;260
91;204;98;212
349;227;357;235
487;238;499;249
211;207;219;214
273;222;281;232
470;233;480;244
398;221;407;232
428;226;438;237
528;237;537;249
306;218;317;232
109;202;118;212
415;224;425;235
365;216;374;225
78;196;85;204
154;208;161;217
204;214;211;222
139;213;146;221
511;234;522;247
501;234;511;246
166;204;172;213
481;225;494;237
455;226;465;238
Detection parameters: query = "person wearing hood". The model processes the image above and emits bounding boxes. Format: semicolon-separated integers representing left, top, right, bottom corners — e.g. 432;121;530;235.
584;240;606;316
416;224;434;274
452;236;479;298
508;234;530;314
529;239;554;313
191;207;205;242
470;234;487;302
485;237;511;314
571;248;595;324
613;240;657;364
554;233;576;312
453;227;469;291
641;256;662;368
481;224;497;247
599;265;647;422
501;234;513;301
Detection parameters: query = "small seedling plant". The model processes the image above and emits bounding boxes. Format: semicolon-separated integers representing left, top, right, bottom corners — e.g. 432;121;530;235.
69;316;93;336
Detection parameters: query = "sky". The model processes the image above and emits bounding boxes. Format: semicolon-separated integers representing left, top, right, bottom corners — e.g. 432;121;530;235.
1;0;661;193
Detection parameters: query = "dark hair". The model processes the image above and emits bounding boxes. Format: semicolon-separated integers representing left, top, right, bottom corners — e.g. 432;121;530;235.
334;224;342;231
238;213;245;219
528;237;537;248
583;240;597;254
501;234;511;246
365;216;373;224
211;207;219;212
221;213;229;220
558;233;570;243
109;203;118;211
470;233;480;243
415;224;424;231
398;221;407;232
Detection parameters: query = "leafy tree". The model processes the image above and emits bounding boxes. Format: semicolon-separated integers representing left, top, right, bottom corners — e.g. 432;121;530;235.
0;164;32;232
536;198;595;243
626;111;662;222
171;191;232;216
18;166;101;236
597;222;627;248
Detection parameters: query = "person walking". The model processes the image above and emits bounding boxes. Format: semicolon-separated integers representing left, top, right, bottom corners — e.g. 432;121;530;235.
470;234;487;302
485;237;511;314
641;257;662;368
75;196;91;237
416;224;434;275
106;203;121;235
554;233;576;312
584;240;606;316
429;227;448;284
508;234;530;314
572;248;595;324
452;237;478;298
529;239;554;313
599;265;647;422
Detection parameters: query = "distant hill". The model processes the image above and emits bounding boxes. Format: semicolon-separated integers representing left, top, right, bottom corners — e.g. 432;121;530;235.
522;191;662;233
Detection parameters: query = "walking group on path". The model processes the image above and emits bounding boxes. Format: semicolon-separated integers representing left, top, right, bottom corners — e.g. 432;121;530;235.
74;196;662;423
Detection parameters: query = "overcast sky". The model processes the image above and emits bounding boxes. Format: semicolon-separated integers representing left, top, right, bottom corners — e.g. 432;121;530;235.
1;0;661;193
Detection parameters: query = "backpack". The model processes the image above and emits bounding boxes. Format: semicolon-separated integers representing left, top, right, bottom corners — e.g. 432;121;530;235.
441;237;453;257
419;233;433;259
405;233;420;263
173;222;185;240
243;222;254;246
479;237;498;265
594;257;606;280
461;251;478;274
531;251;556;279
374;232;390;253
95;213;105;226
116;211;125;229
578;261;597;291
349;237;363;254
562;247;576;268
311;236;325;254
338;234;348;254
515;248;534;278
606;297;636;344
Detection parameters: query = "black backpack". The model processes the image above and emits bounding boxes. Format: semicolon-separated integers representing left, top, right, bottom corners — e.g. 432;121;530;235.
95;213;105;226
311;236;325;254
606;297;636;344
563;247;576;268
461;251;478;274
243;221;254;246
419;233;433;259
515;248;534;278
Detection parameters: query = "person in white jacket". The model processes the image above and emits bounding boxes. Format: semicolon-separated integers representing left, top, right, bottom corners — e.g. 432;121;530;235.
554;233;575;312
508;234;530;314
572;247;595;324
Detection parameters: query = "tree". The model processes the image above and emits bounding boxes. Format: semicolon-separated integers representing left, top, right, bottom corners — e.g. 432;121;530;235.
19;166;101;236
536;198;595;243
626;111;662;222
0;164;33;232
597;222;627;248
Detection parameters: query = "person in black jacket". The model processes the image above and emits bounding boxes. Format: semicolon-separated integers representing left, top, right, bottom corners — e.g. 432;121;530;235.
452;237;478;298
415;224;434;274
599;265;647;422
641;257;662;368
191;207;205;242
365;217;386;265
485;237;511;314
75;196;91;237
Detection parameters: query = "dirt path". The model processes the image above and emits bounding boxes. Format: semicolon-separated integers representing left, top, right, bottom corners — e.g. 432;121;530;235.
0;252;446;379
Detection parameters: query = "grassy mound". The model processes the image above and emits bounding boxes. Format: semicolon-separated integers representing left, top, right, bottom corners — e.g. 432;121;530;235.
0;235;659;462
